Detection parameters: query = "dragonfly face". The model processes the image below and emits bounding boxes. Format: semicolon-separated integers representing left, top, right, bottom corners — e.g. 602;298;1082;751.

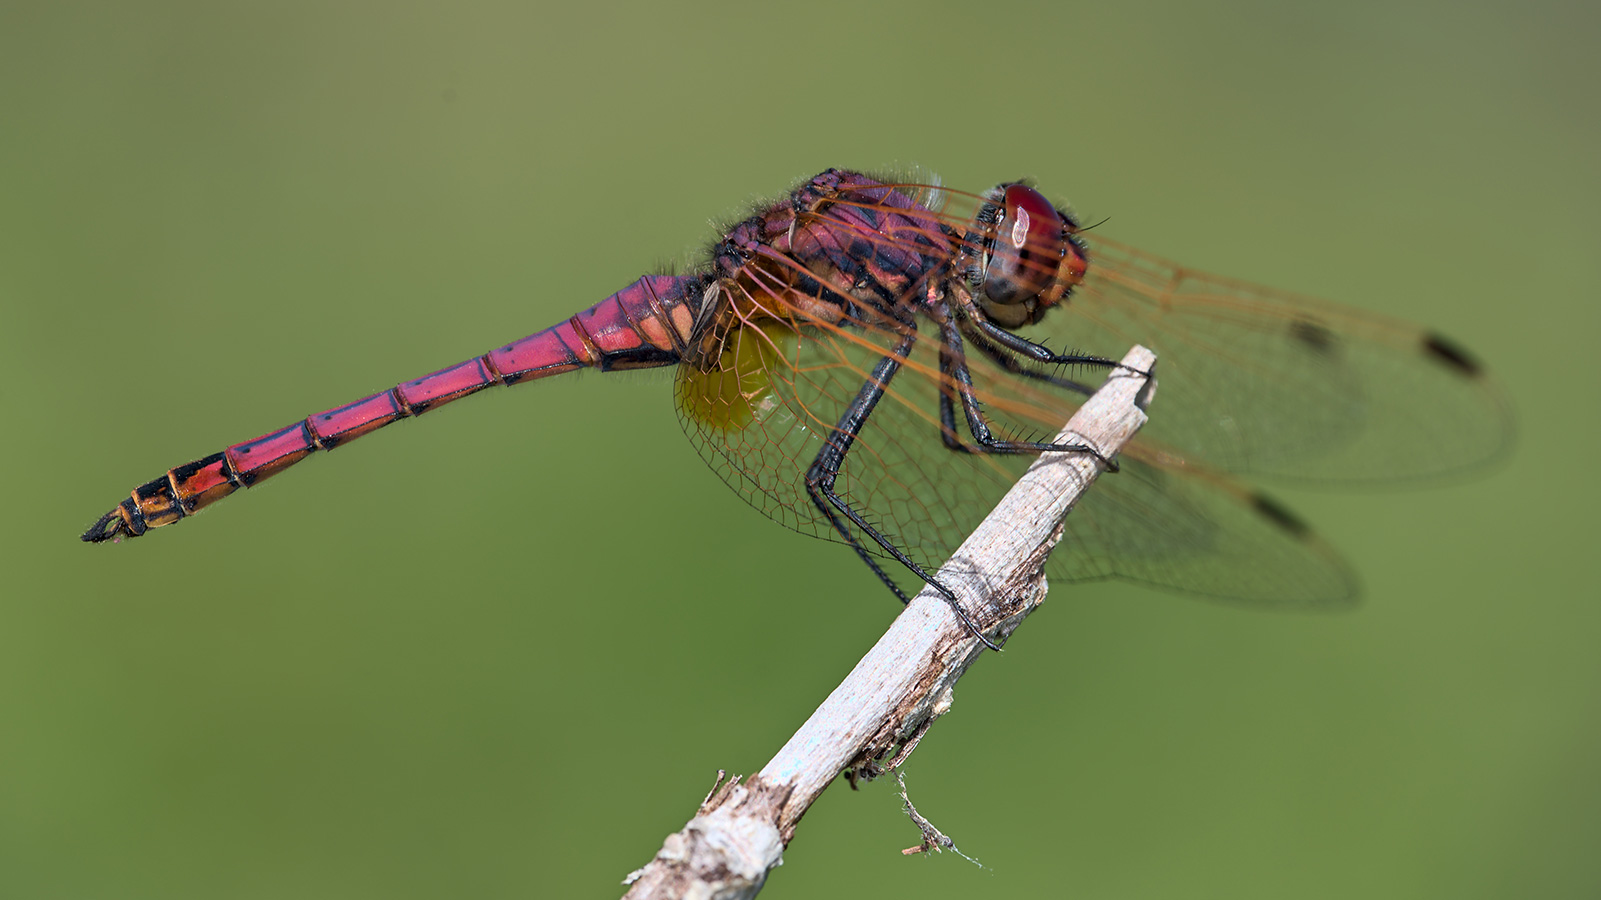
961;182;1088;327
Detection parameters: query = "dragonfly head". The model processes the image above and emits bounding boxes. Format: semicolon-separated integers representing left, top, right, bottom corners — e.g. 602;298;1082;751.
968;183;1087;327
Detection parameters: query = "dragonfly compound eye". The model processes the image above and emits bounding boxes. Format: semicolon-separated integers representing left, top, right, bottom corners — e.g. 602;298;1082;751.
977;184;1084;327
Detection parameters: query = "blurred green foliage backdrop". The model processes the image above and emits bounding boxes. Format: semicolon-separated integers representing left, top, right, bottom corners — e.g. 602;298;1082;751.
3;1;1596;897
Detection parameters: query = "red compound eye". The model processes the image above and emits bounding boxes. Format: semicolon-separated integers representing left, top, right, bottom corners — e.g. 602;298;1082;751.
982;184;1067;306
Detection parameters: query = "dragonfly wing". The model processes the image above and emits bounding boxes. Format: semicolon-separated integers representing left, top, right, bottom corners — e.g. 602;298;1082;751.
1053;450;1359;606
1033;236;1515;484
675;281;1357;606
674;291;1006;569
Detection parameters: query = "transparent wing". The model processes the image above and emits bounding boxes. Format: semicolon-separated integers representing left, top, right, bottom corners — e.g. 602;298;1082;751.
675;280;1357;606
1036;236;1516;483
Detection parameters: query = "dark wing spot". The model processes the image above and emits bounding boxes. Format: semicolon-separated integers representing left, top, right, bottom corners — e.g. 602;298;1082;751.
1422;333;1483;377
1251;492;1311;539
1289;318;1338;356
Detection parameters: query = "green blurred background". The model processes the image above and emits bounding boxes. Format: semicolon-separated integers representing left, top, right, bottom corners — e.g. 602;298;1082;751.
3;1;1596;897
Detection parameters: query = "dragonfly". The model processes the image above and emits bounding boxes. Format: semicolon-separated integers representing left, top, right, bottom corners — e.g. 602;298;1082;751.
82;168;1513;635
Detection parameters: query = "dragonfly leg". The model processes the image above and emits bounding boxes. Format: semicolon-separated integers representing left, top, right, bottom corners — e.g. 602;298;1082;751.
966;313;1149;376
809;488;914;604
804;330;1001;651
936;321;1120;471
933;329;985;454
961;324;1100;396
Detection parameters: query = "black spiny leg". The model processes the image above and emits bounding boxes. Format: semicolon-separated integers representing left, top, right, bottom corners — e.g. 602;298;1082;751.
934;319;1119;471
962;324;1102;396
805;330;1000;650
967;315;1129;370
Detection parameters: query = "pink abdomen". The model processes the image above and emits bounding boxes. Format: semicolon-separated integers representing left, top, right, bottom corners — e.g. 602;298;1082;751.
82;274;703;542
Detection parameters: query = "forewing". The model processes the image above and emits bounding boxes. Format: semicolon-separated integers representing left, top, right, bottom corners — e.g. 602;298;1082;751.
1027;236;1515;483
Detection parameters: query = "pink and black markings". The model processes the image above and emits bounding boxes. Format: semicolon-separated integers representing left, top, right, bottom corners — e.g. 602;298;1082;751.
81;275;704;541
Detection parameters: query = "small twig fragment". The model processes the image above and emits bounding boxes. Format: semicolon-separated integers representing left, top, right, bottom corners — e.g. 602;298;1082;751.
896;772;980;866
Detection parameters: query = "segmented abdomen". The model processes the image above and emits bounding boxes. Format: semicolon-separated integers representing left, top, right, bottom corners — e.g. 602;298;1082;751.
82;274;703;542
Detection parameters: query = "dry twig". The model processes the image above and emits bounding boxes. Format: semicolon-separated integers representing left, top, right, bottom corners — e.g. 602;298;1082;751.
621;345;1156;899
